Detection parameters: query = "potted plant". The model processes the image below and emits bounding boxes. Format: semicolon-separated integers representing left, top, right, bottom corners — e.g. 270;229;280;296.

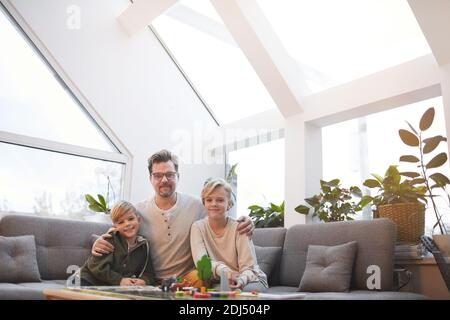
363;165;427;243
295;179;370;222
85;194;110;214
397;106;450;249
248;201;284;228
83;176;115;223
84;194;111;223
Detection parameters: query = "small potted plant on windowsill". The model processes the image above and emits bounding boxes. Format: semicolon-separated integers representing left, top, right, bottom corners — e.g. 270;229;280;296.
294;179;371;222
84;194;111;223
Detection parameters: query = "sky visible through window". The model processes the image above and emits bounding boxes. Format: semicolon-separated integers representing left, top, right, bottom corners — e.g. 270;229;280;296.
0;9;116;152
228;139;285;217
257;0;431;95
152;0;277;125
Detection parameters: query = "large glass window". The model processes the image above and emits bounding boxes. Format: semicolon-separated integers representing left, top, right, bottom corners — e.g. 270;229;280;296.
0;9;115;152
0;6;126;220
257;0;431;95
322;96;450;234
227;138;285;216
0;142;123;220
152;0;277;125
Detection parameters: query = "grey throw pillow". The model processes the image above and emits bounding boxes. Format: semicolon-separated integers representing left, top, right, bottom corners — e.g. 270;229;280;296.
0;235;41;283
298;241;357;292
254;246;282;276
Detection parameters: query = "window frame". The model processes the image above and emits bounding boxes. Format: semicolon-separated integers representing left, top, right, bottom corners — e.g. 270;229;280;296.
0;2;132;205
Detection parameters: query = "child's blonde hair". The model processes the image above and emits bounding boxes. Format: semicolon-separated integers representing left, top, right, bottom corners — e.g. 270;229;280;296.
110;201;137;223
201;178;234;210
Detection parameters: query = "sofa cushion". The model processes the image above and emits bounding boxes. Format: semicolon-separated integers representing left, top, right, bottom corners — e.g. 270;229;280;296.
0;215;110;280
299;241;357;292
254;246;282;277
0;235;41;283
279;219;396;290
253;228;287;286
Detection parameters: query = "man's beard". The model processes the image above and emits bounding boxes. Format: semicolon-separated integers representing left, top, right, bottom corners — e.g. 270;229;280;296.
158;184;174;197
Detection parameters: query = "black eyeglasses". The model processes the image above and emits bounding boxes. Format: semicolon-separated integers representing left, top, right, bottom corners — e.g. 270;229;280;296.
151;172;178;181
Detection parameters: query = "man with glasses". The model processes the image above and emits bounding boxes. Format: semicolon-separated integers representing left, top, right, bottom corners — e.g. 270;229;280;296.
91;149;253;284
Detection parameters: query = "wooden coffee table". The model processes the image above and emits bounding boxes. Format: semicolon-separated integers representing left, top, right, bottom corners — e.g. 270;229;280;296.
43;287;306;300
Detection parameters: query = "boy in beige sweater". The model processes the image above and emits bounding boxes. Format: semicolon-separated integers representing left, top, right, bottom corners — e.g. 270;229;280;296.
190;178;268;292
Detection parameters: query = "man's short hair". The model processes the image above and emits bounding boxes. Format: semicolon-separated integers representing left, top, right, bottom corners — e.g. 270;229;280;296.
110;200;137;223
147;149;179;175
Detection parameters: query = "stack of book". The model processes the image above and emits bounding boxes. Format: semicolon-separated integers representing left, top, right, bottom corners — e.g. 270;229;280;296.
395;244;423;260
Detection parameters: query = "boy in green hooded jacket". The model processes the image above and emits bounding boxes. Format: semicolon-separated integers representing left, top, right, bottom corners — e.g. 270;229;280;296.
80;201;155;286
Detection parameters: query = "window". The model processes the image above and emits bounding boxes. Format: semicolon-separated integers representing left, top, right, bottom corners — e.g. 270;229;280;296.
257;0;431;95
322;96;450;234
0;9;115;152
227;138;285;216
152;0;277;125
0;142;123;219
0;6;127;220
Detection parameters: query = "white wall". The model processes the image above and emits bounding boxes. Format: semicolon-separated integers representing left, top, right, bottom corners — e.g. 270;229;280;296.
5;0;223;203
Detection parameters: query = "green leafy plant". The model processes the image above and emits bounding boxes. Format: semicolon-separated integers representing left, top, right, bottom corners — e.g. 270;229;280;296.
363;165;426;208
398;107;449;234
197;255;212;282
85;176;115;214
295;179;370;222
248;201;284;228
85;194;110;214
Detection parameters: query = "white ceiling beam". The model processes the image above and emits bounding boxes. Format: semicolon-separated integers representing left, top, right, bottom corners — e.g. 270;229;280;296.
408;0;450;66
301;54;441;126
210;0;303;117
117;0;179;36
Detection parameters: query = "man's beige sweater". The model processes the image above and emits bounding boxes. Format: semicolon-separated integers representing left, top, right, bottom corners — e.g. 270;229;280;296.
136;192;205;282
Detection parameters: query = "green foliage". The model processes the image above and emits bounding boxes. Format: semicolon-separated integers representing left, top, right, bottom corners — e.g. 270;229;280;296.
196;255;212;281
295;179;369;222
85;194;110;214
362;165;426;207
226;163;238;184
248;201;284;228
398;107;449;234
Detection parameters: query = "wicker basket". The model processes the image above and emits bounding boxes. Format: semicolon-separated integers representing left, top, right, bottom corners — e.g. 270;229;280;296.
376;203;425;244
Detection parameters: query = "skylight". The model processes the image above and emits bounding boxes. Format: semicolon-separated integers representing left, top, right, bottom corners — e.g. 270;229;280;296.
257;0;432;94
152;0;277;125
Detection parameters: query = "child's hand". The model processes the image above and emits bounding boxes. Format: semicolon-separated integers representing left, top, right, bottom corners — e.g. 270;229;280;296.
120;278;135;286
131;279;146;286
226;272;243;290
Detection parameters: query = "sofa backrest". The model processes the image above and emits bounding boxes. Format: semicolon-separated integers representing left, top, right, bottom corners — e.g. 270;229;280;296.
278;218;396;290
252;227;287;286
0;214;110;280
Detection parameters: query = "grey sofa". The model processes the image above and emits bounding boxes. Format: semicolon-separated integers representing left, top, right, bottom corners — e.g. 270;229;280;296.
0;214;111;300
0;214;426;299
252;218;425;299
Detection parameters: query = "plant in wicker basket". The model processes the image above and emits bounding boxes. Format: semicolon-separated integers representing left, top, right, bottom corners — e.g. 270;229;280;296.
398;107;449;235
363;165;427;243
